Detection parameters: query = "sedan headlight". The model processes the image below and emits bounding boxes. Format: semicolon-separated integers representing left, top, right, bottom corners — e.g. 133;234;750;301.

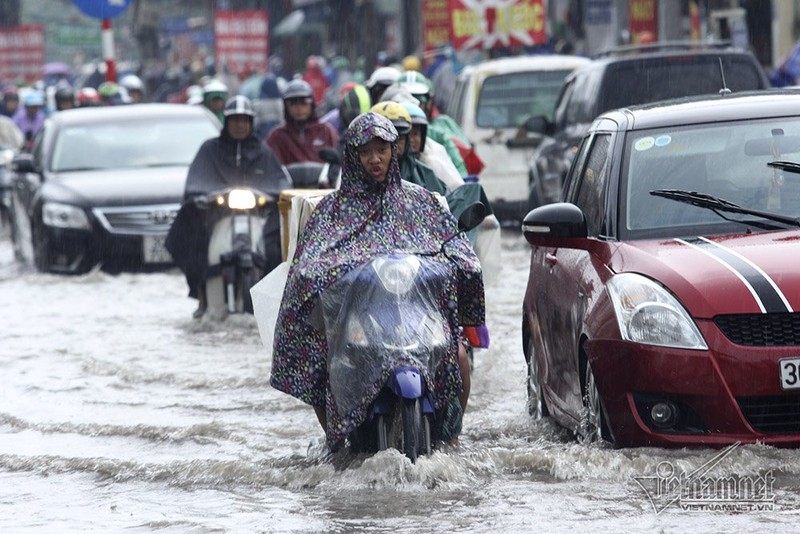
607;273;707;350
42;202;90;230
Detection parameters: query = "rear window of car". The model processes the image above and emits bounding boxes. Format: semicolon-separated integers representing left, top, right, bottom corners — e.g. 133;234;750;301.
598;55;767;117
52;116;219;172
476;70;572;128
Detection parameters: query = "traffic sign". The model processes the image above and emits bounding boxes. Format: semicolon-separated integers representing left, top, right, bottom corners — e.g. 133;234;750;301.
73;0;132;20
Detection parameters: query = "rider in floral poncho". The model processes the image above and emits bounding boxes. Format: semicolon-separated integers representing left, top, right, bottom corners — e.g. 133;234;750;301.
270;112;485;449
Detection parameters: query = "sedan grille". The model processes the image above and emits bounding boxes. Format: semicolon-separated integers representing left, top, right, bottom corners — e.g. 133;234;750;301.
93;204;180;235
737;395;800;433
713;313;800;347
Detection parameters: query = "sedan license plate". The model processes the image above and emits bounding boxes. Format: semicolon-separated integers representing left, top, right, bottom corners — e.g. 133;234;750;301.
779;358;800;390
143;234;173;264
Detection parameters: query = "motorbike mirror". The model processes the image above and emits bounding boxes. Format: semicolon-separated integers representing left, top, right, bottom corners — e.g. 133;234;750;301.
318;147;341;165
457;202;486;233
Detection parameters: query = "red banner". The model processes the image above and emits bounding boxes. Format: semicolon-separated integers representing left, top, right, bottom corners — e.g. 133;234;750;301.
214;10;269;77
629;0;658;43
448;0;546;51
422;0;451;54
0;25;45;83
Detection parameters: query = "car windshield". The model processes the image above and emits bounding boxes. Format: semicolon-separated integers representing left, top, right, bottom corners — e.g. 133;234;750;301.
476;70;571;128
51;117;219;172
623;117;800;235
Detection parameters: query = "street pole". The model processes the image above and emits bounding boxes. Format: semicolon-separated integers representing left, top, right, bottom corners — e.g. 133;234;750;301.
102;18;116;82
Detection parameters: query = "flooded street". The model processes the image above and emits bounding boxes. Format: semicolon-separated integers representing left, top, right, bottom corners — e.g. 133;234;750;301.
2;228;800;533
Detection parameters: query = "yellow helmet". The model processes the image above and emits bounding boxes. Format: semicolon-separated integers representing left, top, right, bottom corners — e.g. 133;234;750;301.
370;101;412;135
402;55;422;72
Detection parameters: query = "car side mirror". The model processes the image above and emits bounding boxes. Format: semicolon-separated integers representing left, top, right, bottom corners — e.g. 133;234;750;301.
522;202;588;247
12;153;37;174
522;115;550;136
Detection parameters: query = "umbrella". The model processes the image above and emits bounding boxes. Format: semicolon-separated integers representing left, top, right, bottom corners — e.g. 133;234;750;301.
43;62;73;77
273;10;305;37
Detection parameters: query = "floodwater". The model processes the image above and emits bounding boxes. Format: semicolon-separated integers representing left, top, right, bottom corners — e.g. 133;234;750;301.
1;228;799;533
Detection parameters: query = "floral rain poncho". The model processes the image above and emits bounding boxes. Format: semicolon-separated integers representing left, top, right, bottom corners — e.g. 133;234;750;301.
270;112;485;448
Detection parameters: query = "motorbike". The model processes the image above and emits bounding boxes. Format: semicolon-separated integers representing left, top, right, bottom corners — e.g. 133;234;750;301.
317;203;485;462
0;145;16;230
202;186;277;318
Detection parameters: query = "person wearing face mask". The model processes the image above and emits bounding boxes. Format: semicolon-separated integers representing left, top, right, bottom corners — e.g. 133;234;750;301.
270;112;487;450
166;96;290;318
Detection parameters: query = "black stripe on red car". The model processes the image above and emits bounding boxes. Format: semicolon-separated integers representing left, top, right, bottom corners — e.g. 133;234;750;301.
678;237;792;314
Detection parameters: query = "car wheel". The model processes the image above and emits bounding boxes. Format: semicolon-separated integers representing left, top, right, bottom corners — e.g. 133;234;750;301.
580;359;612;445
31;218;52;273
525;337;548;419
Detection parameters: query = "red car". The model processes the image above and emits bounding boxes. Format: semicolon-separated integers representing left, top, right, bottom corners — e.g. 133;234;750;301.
522;91;800;448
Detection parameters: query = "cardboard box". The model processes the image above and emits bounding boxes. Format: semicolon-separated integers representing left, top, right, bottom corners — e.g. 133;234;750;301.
278;189;333;261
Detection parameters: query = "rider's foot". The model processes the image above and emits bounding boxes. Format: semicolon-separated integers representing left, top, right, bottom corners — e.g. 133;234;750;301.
193;286;207;318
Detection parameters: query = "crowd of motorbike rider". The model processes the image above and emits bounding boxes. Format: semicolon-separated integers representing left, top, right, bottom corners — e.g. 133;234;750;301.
2;51;493;449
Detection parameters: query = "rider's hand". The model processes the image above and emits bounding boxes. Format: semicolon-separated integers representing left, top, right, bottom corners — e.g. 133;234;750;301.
191;195;209;209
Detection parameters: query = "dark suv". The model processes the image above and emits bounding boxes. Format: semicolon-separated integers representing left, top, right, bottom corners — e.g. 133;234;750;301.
526;42;771;212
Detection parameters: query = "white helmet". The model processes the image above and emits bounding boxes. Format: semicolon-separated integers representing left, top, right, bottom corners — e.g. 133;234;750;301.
365;66;402;89
119;74;144;93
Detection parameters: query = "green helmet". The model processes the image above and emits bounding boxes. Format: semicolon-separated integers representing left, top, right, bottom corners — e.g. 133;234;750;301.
396;71;433;102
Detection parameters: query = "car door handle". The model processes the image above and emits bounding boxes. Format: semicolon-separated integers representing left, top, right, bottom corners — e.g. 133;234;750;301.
545;252;558;266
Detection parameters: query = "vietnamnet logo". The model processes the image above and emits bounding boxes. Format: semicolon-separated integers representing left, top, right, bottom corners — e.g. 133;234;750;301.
633;442;776;513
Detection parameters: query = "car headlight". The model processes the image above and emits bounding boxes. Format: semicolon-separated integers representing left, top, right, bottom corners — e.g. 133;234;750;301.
42;202;90;230
607;273;707;350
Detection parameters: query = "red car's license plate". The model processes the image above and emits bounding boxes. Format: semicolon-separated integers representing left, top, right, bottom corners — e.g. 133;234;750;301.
779;358;800;390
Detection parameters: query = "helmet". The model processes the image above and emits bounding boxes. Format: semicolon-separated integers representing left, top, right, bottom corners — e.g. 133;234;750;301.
185;84;204;105
54;84;75;103
223;95;254;117
365;66;402;89
23;91;45;107
203;79;229;101
379;84;419;105
77;87;101;106
119;74;144;94
402;55;422;72
370;101;411;135
345;112;398;148
400;101;428;152
305;55;321;71
282;79;313;101
98;81;120;98
339;84;371;129
397;71;432;102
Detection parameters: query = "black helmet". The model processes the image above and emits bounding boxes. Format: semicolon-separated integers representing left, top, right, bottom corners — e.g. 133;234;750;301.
282;79;313;101
223;95;254;117
54;83;74;102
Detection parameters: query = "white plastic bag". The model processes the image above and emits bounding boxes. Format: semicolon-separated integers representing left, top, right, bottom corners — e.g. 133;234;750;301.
250;260;290;354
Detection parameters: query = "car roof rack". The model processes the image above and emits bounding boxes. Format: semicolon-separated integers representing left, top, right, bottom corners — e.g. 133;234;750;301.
593;40;736;59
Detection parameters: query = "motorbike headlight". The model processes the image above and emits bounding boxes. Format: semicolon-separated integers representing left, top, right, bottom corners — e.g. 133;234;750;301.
0;149;14;166
42;202;90;230
607;273;707;350
373;256;420;295
227;189;256;210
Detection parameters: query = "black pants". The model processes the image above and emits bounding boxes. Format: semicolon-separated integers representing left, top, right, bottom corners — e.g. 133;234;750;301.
166;203;282;299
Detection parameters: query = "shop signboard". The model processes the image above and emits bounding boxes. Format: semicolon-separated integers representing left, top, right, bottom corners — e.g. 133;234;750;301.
214;10;269;76
0;25;45;83
448;0;546;51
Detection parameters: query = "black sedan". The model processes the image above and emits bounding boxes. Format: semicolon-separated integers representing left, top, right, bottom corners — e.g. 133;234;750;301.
11;103;221;274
